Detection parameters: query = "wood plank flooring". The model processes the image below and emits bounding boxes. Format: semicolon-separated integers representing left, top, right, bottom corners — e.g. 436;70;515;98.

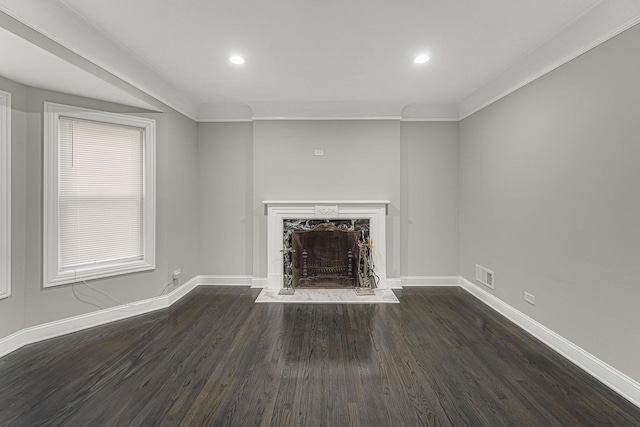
1;287;639;426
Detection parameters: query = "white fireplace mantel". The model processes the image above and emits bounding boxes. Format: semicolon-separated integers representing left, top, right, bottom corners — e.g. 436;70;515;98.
263;200;390;290
263;200;390;205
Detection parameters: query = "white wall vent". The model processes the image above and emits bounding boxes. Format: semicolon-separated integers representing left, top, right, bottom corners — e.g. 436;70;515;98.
475;264;494;289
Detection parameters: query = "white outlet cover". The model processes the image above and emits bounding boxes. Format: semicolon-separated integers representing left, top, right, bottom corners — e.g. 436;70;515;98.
314;149;324;156
524;292;536;305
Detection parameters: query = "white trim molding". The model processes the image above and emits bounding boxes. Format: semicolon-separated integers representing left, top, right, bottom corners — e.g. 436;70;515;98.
400;276;459;287
459;277;640;408
252;116;402;121
251;277;268;288
43;102;156;288
0;273;637;409
457;2;640;119
0;3;198;119
1;2;640;121
386;278;402;289
0;276;199;359
263;200;390;291
0;90;10;300
199;275;253;286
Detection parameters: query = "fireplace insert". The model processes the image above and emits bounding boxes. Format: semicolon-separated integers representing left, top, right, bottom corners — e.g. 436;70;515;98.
291;223;360;288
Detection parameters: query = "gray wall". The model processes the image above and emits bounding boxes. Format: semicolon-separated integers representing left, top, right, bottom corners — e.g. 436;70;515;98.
0;76;199;334
4;20;636;391
1;85;461;338
0;76;27;339
400;122;459;277
197;120;461;282
166;111;199;285
459;24;640;381
198;122;253;275
252;120;402;279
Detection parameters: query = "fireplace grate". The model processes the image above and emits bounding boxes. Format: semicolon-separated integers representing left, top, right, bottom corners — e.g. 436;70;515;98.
291;223;360;288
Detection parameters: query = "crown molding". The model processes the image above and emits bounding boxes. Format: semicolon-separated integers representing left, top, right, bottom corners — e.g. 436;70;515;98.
197;103;253;122
400;118;459;122
198;118;254;123
249;100;406;121
1;1;639;123
401;104;459;121
252;116;402;121
202;102;457;122
190;4;640;122
457;0;640;120
0;2;199;120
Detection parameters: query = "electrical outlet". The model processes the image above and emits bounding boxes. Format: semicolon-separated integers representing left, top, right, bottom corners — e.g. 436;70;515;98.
524;292;536;306
314;149;324;156
172;269;181;280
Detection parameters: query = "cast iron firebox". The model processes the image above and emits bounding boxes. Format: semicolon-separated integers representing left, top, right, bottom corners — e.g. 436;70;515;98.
291;223;360;288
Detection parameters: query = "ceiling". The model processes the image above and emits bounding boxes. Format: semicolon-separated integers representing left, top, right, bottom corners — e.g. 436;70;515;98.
0;0;639;121
0;26;157;111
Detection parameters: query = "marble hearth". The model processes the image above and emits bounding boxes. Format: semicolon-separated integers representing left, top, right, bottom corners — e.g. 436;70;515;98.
255;288;399;303
263;200;389;291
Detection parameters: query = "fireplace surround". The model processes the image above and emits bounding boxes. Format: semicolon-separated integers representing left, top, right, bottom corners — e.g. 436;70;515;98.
263;201;389;291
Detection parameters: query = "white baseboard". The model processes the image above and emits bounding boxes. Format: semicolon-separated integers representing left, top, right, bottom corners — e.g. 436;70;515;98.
0;276;199;359
199;275;253;286
386;278;402;289
459;277;640;408
0;329;23;359
168;276;200;305
251;277;268;288
1;273;638;409
401;276;460;287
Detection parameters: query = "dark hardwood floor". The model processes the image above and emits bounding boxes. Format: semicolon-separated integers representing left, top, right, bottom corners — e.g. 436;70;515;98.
1;287;638;426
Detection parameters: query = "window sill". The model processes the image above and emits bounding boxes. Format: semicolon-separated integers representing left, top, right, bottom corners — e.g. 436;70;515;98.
44;260;155;288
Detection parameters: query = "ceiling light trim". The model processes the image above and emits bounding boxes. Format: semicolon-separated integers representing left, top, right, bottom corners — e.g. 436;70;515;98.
229;55;246;65
413;54;430;64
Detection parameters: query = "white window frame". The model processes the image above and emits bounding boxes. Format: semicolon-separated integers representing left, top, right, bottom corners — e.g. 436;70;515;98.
43;102;156;287
0;90;10;299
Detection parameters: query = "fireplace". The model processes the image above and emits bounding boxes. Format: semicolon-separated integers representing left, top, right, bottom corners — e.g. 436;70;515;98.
289;222;361;288
263;201;389;290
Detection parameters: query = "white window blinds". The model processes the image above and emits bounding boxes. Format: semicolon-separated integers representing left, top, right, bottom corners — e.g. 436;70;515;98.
58;117;145;270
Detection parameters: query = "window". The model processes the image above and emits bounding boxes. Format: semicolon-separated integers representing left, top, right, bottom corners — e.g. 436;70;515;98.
0;90;10;299
44;103;155;287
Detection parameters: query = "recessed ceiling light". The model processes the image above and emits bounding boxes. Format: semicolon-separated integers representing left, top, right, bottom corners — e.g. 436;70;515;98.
229;56;246;65
414;54;430;64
